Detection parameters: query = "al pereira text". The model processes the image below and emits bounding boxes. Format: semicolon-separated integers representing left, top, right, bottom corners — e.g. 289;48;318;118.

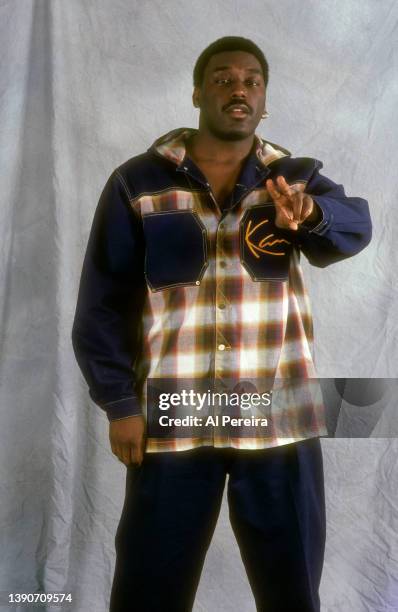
158;415;269;427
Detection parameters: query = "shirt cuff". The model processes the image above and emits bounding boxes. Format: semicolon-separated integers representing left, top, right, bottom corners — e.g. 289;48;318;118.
102;396;143;421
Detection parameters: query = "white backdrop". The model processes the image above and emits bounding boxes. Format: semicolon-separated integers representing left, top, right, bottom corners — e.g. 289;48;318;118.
1;1;398;610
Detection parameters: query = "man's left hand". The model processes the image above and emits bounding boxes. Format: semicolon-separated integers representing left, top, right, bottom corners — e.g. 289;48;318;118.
266;176;320;231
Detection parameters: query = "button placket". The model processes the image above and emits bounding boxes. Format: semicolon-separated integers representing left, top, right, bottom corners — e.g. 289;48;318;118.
215;218;231;384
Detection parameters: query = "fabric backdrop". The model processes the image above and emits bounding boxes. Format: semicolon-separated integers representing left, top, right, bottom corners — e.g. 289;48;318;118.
1;1;397;610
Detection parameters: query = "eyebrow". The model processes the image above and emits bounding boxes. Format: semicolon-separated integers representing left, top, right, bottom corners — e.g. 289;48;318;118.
212;66;262;75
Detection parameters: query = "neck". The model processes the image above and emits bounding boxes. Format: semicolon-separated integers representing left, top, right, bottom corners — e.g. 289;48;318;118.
187;127;255;164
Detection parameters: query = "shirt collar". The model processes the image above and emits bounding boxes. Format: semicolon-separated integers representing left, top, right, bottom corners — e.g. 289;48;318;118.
150;127;290;168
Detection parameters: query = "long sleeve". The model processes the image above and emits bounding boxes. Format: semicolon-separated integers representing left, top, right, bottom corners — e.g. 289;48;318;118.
295;162;372;267
72;170;146;421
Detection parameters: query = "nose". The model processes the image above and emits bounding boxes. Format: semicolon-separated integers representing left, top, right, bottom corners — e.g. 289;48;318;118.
230;80;247;98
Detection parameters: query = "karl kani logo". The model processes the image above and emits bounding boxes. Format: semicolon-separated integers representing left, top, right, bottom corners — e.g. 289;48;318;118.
245;218;291;258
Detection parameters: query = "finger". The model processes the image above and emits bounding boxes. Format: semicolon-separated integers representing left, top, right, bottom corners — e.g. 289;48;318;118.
266;178;283;203
119;444;132;466
278;205;294;224
292;192;304;223
113;448;124;464
110;440;123;462
301;195;314;221
131;444;143;466
134;449;143;466
276;176;294;199
130;445;137;465
275;205;298;230
277;216;298;231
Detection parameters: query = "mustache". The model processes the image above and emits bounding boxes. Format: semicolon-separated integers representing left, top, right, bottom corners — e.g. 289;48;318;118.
222;101;252;113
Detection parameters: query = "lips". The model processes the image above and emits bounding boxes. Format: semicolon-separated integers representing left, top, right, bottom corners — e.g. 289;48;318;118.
223;103;251;117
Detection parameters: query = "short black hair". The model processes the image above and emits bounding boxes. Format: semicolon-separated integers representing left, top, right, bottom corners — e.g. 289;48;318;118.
193;36;269;88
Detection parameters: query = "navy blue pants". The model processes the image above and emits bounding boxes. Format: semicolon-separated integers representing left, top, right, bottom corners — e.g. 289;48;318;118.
109;438;325;612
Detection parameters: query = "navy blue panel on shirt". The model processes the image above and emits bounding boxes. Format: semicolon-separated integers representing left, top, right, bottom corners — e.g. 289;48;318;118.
142;210;208;291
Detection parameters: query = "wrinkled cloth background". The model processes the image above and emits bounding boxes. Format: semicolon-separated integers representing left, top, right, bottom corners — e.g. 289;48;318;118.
1;1;397;611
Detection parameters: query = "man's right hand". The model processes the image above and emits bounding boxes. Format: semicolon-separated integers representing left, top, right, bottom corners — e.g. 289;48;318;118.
109;415;146;467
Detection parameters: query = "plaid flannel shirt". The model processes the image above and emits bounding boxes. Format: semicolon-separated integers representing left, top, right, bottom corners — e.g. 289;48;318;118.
72;128;372;452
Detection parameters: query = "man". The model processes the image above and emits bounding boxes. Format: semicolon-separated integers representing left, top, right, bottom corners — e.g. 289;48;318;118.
72;37;372;612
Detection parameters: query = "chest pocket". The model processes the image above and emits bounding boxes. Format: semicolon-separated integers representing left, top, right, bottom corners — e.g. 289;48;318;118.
142;210;208;291
240;204;294;282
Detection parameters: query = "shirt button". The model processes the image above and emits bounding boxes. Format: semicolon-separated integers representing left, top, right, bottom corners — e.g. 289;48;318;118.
195;280;201;285
219;260;226;268
218;303;226;310
218;344;226;351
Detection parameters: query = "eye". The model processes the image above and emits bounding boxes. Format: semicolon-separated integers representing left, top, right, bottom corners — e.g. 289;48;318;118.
246;79;261;87
215;78;231;85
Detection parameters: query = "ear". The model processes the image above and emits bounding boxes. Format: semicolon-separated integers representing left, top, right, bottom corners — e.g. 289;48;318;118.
192;86;201;109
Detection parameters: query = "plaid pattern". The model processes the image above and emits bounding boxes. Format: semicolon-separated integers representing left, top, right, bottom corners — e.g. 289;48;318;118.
130;129;327;452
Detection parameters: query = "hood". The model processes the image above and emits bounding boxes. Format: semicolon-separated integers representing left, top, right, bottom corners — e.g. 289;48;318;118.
149;127;291;168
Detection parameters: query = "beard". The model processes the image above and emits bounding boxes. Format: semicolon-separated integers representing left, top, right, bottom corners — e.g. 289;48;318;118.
200;109;255;141
209;127;250;141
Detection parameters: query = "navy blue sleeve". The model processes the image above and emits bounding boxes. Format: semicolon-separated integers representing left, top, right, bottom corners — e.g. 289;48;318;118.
296;162;372;267
71;170;146;421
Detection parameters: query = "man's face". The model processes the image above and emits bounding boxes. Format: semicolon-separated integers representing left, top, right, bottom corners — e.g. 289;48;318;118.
193;50;266;141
